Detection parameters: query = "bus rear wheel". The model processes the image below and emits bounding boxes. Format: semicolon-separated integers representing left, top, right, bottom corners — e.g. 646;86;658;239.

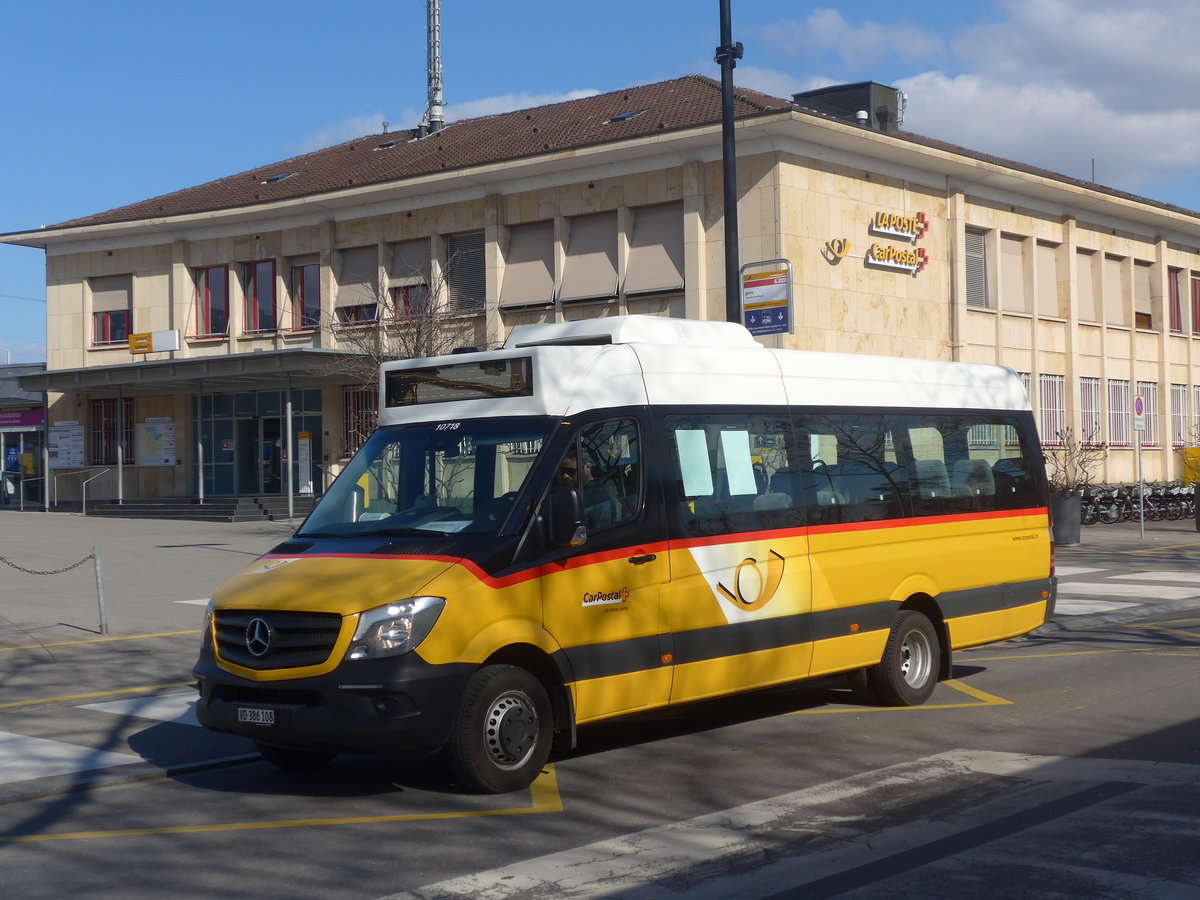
863;610;940;706
449;665;552;794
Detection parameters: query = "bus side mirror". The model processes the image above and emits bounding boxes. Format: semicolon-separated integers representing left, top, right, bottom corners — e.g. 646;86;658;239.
548;486;587;547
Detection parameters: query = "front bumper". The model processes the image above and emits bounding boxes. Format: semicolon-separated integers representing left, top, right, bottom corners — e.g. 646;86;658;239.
192;649;473;754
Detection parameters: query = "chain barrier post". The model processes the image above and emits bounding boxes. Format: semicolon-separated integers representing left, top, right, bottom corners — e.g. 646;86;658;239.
93;546;108;635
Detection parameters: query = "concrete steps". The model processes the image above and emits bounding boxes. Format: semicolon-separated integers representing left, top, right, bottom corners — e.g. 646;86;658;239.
70;496;317;523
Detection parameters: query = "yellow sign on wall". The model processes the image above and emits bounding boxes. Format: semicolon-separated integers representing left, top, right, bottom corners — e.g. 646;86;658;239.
128;333;153;353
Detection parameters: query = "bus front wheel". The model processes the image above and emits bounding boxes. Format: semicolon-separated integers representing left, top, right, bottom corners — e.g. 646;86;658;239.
863;610;940;706
449;664;553;794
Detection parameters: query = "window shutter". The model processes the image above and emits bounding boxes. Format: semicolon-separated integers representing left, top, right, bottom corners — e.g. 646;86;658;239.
964;229;987;308
336;247;379;308
560;212;617;302
445;232;486;313
624;202;684;295
499;221;554;307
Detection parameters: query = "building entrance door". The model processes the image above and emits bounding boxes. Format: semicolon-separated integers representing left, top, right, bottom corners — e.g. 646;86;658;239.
235;418;282;495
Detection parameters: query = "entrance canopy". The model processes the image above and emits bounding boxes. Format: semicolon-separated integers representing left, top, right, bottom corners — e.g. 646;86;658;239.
18;349;371;397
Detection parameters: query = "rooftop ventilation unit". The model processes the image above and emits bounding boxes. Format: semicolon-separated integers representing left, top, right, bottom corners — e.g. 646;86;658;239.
792;81;906;133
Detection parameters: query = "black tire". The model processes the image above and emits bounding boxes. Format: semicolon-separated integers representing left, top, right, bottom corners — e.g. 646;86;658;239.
866;610;941;706
255;741;336;772
449;665;552;794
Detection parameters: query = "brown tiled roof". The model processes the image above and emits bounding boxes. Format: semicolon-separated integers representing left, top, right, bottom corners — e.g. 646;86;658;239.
43;73;1200;232
50;75;793;231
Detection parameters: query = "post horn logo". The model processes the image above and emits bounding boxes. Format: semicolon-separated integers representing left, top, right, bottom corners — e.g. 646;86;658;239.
823;238;851;264
716;549;785;612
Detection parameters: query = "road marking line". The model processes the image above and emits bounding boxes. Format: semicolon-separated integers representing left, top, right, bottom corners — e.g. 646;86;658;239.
80;693;199;726
1107;571;1200;583
0;764;562;843
383;750;1200;900
0;683;193;711
1055;582;1200;599
0;630;200;654
1128;542;1200;554
1055;566;1104;576
0;733;139;785
176;599;210;606
1053;599;1139;615
792;678;1011;715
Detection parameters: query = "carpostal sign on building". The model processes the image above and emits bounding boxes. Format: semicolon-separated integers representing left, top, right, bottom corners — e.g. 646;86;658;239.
866;210;930;276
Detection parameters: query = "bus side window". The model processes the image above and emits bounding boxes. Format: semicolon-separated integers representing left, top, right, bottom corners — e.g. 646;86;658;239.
667;413;801;537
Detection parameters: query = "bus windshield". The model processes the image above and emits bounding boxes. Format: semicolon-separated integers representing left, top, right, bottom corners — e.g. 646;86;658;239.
300;417;554;538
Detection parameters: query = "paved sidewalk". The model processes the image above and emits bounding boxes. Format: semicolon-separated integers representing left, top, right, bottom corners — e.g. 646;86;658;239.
0;510;295;643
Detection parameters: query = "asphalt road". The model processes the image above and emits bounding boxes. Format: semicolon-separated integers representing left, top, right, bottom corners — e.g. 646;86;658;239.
0;511;1197;898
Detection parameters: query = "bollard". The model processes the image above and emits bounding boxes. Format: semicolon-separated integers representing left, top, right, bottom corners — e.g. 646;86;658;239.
93;547;108;635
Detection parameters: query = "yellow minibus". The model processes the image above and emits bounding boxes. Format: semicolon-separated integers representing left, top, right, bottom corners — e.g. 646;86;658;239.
193;315;1055;792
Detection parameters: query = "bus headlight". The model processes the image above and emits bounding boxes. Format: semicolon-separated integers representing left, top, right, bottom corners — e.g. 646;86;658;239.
201;600;215;651
346;596;445;660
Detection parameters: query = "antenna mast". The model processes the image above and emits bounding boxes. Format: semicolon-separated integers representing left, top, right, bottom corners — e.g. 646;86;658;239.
426;0;445;134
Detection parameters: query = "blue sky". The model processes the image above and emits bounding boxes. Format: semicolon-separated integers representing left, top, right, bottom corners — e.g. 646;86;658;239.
4;0;1198;362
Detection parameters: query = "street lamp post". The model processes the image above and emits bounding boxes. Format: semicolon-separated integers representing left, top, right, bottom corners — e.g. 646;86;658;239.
716;0;744;324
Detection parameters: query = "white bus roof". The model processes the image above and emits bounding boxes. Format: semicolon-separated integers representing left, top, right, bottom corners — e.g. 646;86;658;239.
376;316;1029;426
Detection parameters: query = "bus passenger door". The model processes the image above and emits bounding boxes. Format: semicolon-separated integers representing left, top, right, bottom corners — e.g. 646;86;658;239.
539;417;671;722
661;413;814;705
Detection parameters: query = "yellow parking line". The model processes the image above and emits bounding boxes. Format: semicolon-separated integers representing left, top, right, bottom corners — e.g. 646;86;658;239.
793;677;1011;714
0;682;194;710
0;630;200;654
1128;542;1200;554
0;764;563;843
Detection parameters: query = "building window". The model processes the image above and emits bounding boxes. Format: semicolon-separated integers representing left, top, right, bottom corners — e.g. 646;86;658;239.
89;398;134;465
1076;250;1100;323
342;388;376;456
243;260;276;332
964;228;988;308
1038;374;1066;446
1168;268;1183;333
389;239;432;318
337;304;378;324
499;221;554;308
445;232;486;313
1194;385;1200;444
1080;376;1102;445
90;274;132;346
291;263;320;329
391;284;430;320
1137;381;1159;447
1035;241;1064;317
1193;275;1200;335
626;202;685;296
1000;234;1029;314
1103;255;1128;327
335;246;379;324
195;266;228;336
1108;379;1131;448
1171;384;1188;448
1133;261;1153;330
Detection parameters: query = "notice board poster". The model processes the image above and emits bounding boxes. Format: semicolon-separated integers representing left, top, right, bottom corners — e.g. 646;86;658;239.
47;424;85;469
136;421;176;467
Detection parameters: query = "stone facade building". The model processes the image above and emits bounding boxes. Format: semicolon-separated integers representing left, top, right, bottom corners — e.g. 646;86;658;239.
5;76;1200;500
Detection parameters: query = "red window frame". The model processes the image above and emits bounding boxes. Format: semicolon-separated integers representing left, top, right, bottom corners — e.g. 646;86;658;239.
244;260;277;333
291;263;320;330
195;265;229;336
92;310;130;345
